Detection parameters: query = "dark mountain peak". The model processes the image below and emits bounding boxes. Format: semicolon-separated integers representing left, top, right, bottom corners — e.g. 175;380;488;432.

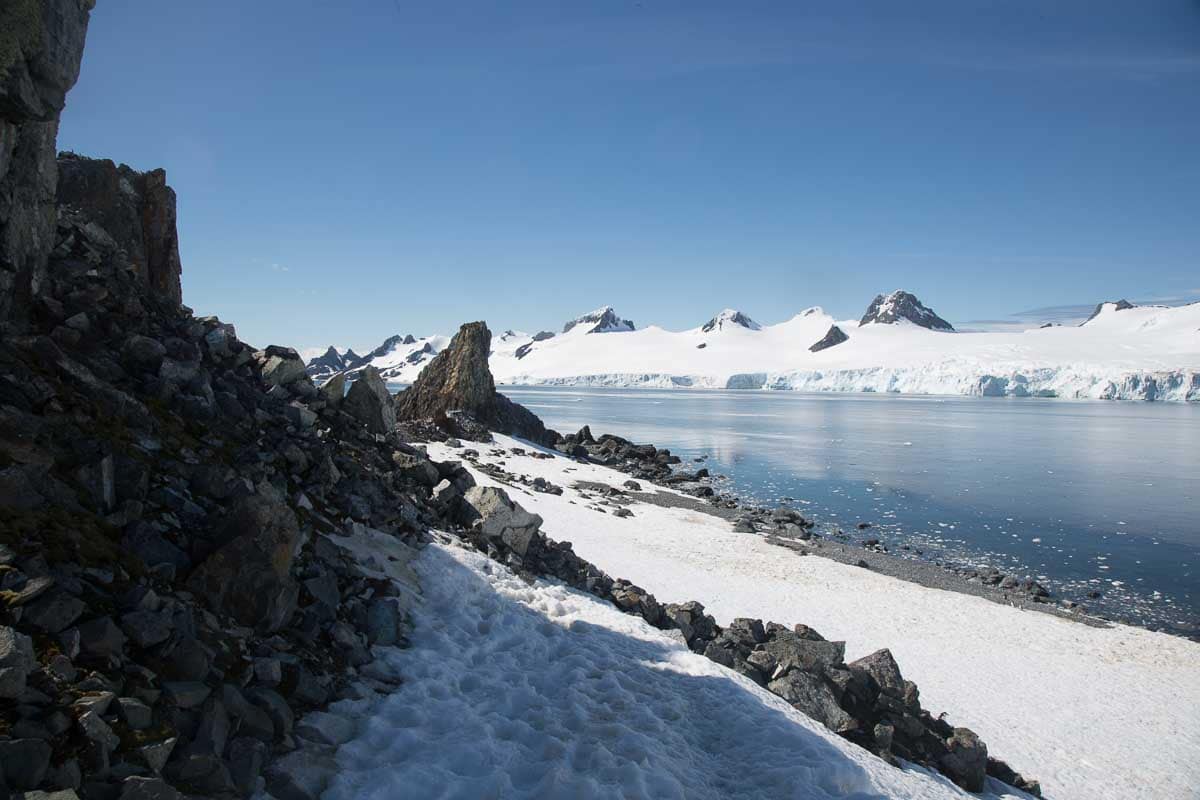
859;291;954;331
563;306;635;334
1081;299;1135;325
701;309;761;333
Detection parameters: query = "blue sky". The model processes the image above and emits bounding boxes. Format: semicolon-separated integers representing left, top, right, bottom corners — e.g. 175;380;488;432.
59;1;1200;351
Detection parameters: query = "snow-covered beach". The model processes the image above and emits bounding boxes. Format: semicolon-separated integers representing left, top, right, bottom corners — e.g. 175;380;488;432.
412;434;1200;800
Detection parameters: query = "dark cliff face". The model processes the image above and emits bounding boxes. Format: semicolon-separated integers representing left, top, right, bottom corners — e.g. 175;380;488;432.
0;0;94;329
395;321;558;446
56;152;183;305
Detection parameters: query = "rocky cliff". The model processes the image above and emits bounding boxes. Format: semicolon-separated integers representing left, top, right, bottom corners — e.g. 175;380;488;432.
56;152;183;305
394;321;559;446
0;0;94;329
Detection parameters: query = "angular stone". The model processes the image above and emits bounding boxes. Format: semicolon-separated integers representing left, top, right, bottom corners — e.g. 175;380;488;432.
318;373;345;409
939;727;988;792
22;591;86;633
138;737;176;774
762;635;845;676
0;625;36;698
365;597;402;646
247;687;293;737
77;707;120;752
343;366;395;434
118;776;183;800
187;493;303;632
767;671;857;733
0;738;52;789
162;681;210;709
848;648;906;697
227;737;267;795
116;696;153;729
76;616;127;659
120;610;172;648
461;485;542;555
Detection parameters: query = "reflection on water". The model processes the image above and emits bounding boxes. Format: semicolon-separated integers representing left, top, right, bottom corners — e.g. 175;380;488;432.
502;386;1200;634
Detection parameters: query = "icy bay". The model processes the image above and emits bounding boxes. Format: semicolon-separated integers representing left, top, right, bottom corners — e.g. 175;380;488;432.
501;386;1200;636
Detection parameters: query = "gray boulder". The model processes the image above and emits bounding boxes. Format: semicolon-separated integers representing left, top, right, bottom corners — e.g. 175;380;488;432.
461;485;543;556
848;648;905;696
939;727;988;792
318;372;345;408
0;625;36;698
343;366;395;434
767;671;857;733
0;738;52;789
187;492;304;632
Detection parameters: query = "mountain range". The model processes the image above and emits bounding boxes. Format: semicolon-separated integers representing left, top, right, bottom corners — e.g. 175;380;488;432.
305;290;1200;402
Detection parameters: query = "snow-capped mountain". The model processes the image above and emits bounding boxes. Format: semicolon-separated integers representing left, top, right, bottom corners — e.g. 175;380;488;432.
306;292;1200;401
701;309;761;333
306;333;450;383
860;290;955;331
562;306;635;334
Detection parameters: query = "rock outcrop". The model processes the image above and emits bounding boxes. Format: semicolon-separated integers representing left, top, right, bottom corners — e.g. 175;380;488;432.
1081;298;1135;325
56;152;183;305
0;0;94;329
394;321;558;446
859;290;954;331
809;324;849;352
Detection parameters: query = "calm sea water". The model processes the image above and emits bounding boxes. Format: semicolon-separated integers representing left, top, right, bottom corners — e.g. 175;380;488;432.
499;386;1200;635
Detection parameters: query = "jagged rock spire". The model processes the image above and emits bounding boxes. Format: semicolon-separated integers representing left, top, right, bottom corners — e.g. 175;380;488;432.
394;321;558;446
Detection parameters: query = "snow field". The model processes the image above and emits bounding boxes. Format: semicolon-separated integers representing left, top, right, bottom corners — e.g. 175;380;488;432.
423;436;1200;800
324;542;1020;800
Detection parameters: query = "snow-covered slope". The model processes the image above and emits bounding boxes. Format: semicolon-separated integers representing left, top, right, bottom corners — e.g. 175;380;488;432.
308;334;451;383
488;298;1200;401
425;435;1200;800
325;540;1027;800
